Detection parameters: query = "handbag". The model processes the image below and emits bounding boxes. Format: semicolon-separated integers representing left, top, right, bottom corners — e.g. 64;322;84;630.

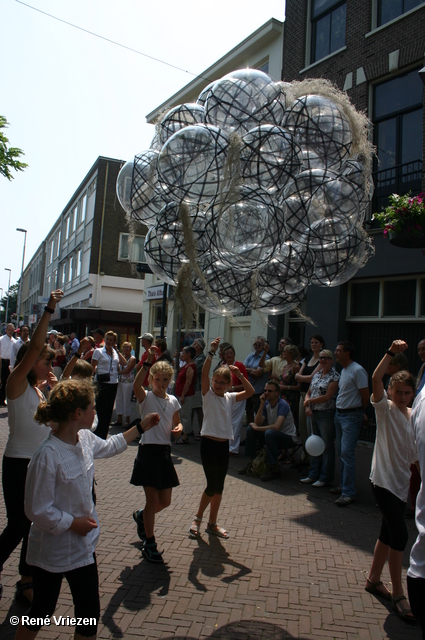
250;446;268;477
97;373;110;383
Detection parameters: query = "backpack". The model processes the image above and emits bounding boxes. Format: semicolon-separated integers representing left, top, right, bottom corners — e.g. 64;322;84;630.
249;446;268;477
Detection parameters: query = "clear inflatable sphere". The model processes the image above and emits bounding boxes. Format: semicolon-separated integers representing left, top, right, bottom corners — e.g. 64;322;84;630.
159;103;205;146
155;202;208;261
205;69;285;135
116;160;134;215
283;95;352;169
205;185;285;271
192;256;253;316
130;150;171;224
241;125;303;194
253;285;308;316
283;169;361;247
144;228;183;286
311;225;373;287
196;81;216;107
157;124;229;204
256;242;315;295
341;157;374;209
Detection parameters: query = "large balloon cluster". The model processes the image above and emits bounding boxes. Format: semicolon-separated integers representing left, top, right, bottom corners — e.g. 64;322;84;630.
117;69;374;317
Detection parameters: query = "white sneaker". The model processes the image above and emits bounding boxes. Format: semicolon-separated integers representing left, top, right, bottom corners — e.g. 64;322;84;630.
300;477;315;484
312;480;326;488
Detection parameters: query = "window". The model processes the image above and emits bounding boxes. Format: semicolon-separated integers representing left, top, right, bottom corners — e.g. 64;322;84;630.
350;282;380;317
349;277;425;319
118;233;146;263
76;249;82;277
311;0;346;64
79;194;87;226
372;68;423;214
378;0;423;26
68;256;73;282
65;216;71;239
56;231;61;256
61;262;67;285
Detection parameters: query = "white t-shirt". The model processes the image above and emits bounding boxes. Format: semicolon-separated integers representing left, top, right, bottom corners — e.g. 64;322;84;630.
138;391;181;445
92;347;120;384
370;391;417;501
336;361;368;410
25;429;127;573
201;388;237;440
5;384;50;459
408;388;425;580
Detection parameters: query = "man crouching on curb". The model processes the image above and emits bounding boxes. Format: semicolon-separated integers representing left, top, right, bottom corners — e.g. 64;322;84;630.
239;380;297;481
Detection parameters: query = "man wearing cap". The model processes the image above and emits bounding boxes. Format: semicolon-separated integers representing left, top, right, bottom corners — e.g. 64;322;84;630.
135;333;157;387
46;329;58;347
0;324;17;406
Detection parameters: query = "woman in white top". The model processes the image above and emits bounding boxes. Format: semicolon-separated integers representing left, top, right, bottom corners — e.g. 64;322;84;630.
366;339;417;623
189;337;254;540
0;289;63;605
132;358;183;564
91;331;127;439
113;341;136;428
14;378;159;640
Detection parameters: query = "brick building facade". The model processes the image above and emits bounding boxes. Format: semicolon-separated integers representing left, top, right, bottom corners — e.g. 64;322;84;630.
272;0;425;381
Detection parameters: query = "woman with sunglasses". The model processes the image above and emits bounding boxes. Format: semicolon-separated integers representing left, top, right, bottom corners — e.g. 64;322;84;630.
300;349;340;487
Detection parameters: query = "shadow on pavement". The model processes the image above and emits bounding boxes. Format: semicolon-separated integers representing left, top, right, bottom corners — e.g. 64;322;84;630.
188;534;251;591
102;554;172;638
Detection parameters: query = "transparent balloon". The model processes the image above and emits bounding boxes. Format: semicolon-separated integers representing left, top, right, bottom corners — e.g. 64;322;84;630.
241;125;303;194
116;161;134;215
155;202;208;261
256;242;315;295
157;124;229;204
311;225;374;287
283;95;352;169
159;103;205;146
131;150;171;224
205;69;285;135
144;228;183;286
283;169;361;247
205;185;285;271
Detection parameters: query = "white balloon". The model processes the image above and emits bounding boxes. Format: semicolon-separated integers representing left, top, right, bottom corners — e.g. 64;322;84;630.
305;435;325;457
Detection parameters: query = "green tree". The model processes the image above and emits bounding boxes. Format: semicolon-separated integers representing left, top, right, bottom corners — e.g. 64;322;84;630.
0;116;28;180
1;283;19;322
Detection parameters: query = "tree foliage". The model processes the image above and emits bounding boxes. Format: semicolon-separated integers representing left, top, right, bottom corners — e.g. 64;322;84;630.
0;116;28;180
0;283;19;321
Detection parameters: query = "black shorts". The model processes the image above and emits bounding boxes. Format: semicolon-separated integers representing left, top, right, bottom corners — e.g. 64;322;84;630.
200;436;229;496
130;444;179;490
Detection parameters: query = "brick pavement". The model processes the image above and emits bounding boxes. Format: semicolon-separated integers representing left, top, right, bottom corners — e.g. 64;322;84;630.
0;408;421;640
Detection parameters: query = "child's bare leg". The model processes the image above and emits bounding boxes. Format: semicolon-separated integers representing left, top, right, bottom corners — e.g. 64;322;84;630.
208;494;222;525
143;487;172;538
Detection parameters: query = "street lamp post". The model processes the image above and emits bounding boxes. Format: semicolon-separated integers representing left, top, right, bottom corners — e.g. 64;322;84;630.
16;228;27;324
4;268;11;324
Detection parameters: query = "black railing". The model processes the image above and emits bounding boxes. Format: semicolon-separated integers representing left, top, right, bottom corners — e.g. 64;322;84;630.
370;159;423;219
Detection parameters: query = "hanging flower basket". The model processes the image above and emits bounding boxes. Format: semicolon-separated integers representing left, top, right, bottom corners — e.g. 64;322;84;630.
373;192;425;249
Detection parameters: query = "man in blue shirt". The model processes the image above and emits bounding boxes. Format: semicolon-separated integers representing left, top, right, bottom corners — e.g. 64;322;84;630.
243;336;270;423
239;380;297;481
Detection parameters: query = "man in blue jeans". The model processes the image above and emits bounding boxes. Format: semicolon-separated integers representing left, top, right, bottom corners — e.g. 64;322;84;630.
333;341;369;506
239;380;297;481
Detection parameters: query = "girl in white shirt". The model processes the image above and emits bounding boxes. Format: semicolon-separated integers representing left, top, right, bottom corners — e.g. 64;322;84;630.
15;378;159;640
189;337;254;540
132;360;183;564
366;340;417;624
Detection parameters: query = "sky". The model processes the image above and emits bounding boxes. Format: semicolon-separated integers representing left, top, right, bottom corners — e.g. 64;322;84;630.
1;0;286;299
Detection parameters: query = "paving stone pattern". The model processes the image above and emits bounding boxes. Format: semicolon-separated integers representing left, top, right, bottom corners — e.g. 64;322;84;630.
0;410;421;640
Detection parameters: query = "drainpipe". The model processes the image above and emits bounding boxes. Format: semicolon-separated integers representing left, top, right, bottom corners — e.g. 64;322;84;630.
94;162;109;307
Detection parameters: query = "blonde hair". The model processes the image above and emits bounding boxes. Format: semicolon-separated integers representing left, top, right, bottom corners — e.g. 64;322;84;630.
213;366;231;383
319;349;334;362
149;361;174;384
105;331;117;342
34;379;96;425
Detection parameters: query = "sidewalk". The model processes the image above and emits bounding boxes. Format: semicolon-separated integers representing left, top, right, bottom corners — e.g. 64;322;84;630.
0;407;421;640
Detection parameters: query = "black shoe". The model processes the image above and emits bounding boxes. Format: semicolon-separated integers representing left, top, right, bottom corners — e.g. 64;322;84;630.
142;541;164;564
133;509;146;541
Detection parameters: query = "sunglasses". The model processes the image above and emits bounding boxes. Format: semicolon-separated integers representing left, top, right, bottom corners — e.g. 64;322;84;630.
253;342;262;347
319;356;332;360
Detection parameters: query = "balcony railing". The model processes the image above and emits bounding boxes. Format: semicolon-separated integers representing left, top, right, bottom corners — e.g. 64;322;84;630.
370;159;423;219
